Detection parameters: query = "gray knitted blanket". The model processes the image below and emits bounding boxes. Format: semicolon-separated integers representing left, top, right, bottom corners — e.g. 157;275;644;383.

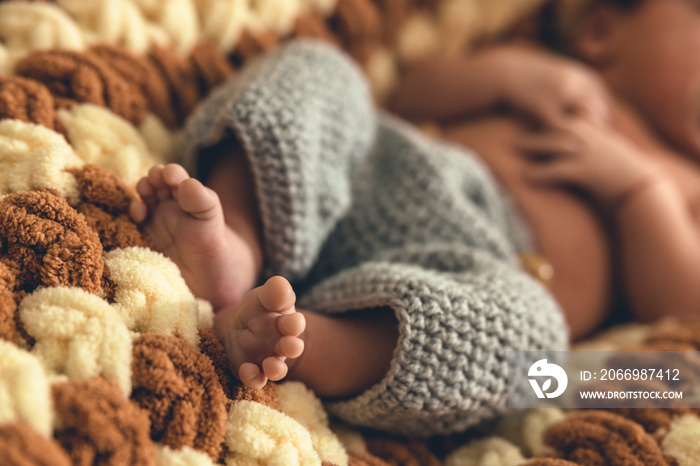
181;40;568;436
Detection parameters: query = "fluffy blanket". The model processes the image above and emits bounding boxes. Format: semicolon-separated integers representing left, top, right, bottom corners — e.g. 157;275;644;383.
1;0;698;465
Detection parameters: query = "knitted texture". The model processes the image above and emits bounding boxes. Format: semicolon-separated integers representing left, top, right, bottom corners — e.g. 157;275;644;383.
182;40;377;282
0;76;61;132
541;411;669;465
181;40;567;436
130;334;227;460
52;378;156;466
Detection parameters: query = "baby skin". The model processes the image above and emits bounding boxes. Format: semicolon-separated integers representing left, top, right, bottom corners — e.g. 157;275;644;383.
131;162;398;395
130;163;306;388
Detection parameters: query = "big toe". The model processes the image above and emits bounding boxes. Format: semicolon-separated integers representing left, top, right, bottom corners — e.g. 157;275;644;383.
162;164;190;188
259;276;296;313
136;175;157;201
177;178;220;220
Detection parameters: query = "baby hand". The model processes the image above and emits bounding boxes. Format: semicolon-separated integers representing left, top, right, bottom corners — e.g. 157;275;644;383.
516;117;659;207
485;44;610;127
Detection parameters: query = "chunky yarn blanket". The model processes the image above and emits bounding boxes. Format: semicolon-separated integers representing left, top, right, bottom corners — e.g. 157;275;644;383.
1;0;699;464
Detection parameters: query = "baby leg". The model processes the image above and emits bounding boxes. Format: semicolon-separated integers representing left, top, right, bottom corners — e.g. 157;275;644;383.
215;274;399;393
130;162;262;309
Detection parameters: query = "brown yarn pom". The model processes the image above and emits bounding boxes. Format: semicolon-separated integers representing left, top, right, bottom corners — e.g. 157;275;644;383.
0;260;17;343
71;165;153;251
148;45;201;126
52;378;156;466
543;411;669;465
0;422;72;466
329;0;382;63
189;42;235;97
364;437;441;466
609;408;700;437
131;334;228;460
195;330;235;466
77;203;152;252
0;189;103;297
14;50;147;125
0;76;59;131
230;30;280;67
73;164;134;212
90;45;178;128
348;451;392;466
293;13;340;45
197;328;238;407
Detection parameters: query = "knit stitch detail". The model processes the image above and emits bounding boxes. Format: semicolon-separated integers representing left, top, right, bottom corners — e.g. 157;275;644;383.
182;40;375;281
300;252;567;436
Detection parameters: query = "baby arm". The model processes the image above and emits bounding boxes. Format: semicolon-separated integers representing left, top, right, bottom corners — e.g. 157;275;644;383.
518;119;700;321
389;43;608;126
613;175;700;321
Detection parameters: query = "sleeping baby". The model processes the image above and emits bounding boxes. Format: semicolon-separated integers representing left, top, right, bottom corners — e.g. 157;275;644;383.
131;0;700;437
129;39;566;436
391;0;700;341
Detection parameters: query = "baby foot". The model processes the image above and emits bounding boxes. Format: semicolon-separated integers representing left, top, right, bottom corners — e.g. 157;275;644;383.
215;276;306;389
130;164;257;308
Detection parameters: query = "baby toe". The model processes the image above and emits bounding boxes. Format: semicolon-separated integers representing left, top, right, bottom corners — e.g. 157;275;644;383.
147;165;173;202
239;362;267;390
262;356;288;382
177;178;220;219
129;201;148;223
276;335;304;359
162;164;190;188
136;176;156;200
278;312;305;336
147;164;166;188
258;276;296;313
